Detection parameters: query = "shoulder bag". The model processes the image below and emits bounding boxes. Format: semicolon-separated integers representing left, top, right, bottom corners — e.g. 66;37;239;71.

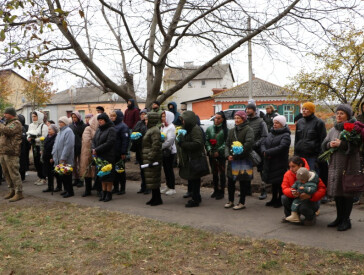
342;156;364;193
233;129;261;166
189;152;210;178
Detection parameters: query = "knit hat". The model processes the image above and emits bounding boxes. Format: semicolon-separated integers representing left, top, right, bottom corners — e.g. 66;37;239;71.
336;104;353;120
85;113;93;119
153;101;160;106
140;108;148;114
296;167;310;183
246;103;256;112
235;111;247;121
58;116;69;125
4;107;16;117
49;123;59;133
273;115;287;126
96;106;104;112
302;102;315;113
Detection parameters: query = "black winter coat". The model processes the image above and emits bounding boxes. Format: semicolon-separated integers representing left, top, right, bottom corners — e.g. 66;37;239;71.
294;114;326;158
113;110;130;158
42;134;57;162
92;121;116;163
132;120;147;162
70;120;86;156
261;126;291;185
18;115;30;173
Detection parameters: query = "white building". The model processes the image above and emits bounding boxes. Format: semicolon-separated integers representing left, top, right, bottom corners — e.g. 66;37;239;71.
163;62;235;109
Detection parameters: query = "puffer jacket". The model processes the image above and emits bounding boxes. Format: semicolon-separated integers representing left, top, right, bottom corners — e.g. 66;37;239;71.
80;116;98;178
92;119;116;163
225;120;255;179
247;114;268;151
160;111;176;154
176;111;205;180
52;125;75;165
294;114;327;158
142;112;162;189
113;110;130;158
69;111;86;156
0;117;22;156
261;125;291;184
26;110;48;146
281;158;326;202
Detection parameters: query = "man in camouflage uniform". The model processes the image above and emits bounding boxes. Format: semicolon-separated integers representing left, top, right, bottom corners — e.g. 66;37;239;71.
0;107;23;202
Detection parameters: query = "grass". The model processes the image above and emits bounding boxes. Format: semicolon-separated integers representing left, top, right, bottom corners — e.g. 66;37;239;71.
0;197;364;274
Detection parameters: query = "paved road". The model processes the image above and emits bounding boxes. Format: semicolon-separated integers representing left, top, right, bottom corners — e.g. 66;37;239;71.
2;171;364;253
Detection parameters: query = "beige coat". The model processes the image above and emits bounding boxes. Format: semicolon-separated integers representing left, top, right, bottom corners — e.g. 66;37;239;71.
80;117;98;178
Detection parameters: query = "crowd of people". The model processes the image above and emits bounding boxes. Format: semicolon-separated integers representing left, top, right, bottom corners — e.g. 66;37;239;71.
0;100;363;232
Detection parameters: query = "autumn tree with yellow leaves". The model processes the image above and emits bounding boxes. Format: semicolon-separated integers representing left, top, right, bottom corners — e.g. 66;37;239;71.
288;28;364;114
23;74;54;111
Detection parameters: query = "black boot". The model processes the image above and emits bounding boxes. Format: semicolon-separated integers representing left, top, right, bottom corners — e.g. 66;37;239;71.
76;179;84;188
99;191;107;201
265;197;276;207
43;187;53;192
112;183;119;194
104;191;112;202
118;180;126;195
215;189;224;200
72;179;78;186
328;197;343;227
82;178;92;197
337;197;353;231
150;189;163;206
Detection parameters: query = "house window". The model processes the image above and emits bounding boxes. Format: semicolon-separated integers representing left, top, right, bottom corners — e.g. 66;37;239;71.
188;82;192;88
201;80;206;87
283;105;295;124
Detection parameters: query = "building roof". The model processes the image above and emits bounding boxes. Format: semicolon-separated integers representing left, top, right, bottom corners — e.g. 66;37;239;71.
0;69;29;82
48;86;145;105
213;77;289;99
164;63;235;82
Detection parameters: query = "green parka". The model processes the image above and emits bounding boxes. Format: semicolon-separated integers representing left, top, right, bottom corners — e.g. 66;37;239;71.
205;124;226;157
176;111;205;180
225;121;255;179
142;112;162;190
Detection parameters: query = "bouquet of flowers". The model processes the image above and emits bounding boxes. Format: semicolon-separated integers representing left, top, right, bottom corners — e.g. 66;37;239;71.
115;159;125;174
175;126;182;135
209;139;217;147
131;132;142;140
161;132;166;142
93;156;112;177
231;141;244;155
39;136;45;141
319;122;362;162
54;163;73;175
176;128;187;142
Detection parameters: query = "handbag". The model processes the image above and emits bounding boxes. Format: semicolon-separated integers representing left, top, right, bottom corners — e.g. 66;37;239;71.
189;153;210;178
342;156;364;193
249;150;262;167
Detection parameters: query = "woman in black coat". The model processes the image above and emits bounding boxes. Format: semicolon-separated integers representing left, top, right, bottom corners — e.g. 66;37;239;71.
261;115;291;207
17;114;30;181
92;113;116;202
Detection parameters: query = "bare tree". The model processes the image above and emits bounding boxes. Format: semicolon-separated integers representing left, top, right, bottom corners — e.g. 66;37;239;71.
1;0;363;107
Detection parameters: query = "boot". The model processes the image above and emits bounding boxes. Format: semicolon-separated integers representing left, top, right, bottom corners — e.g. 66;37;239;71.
259;188;267;200
72;179;78;186
337;219;352;231
76;179;84;188
265;197;276;207
185;199;200;208
99;191;107;201
285;212;301;223
150;189;163;206
328;197;343;227
337;198;353;231
82;178;92;197
118;181;126;195
104;191;112;202
215;189;224;200
4;190;15;199
112;182;119;194
43;187;53;192
9;192;24;202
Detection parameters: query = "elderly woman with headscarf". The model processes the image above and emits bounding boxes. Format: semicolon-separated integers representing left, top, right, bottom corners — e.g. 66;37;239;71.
52;116;75;198
322;104;360;231
92;113;116;202
27;111;48;185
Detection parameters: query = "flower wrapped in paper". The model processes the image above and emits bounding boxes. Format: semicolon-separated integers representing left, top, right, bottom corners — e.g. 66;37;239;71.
39;136;45;141
115;159;125;174
131;132;142;140
176;128;187;142
161;132;166;142
93;156;112;178
54;163;73;175
231;141;244;155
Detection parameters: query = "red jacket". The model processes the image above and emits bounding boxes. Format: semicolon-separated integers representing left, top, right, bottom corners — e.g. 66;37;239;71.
124;108;140;129
281;158;326;202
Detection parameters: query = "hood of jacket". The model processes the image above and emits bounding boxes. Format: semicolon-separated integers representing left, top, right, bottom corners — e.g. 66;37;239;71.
71;111;81;122
33;111;44;125
128;98;135;109
114;110;124;125
168;102;177;113
163;110;175;126
89;116;99;132
180;111;197;131
17;114;26;126
147;112;160;129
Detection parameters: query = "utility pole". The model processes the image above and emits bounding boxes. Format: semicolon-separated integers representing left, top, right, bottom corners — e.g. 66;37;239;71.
248;17;253;100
